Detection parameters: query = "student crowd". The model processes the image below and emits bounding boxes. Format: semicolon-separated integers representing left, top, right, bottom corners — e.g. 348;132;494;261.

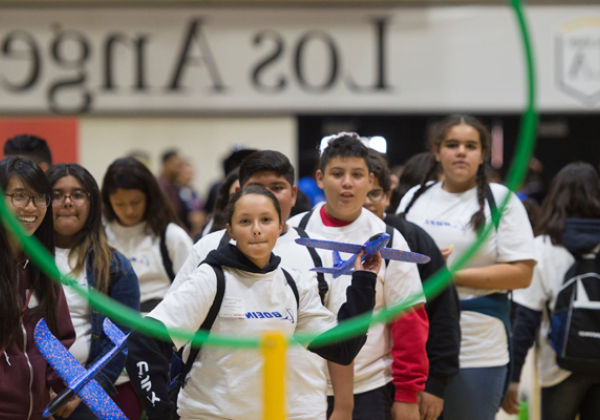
1;114;599;420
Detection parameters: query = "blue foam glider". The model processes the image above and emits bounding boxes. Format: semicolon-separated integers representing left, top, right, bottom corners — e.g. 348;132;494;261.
34;318;128;419
295;232;430;278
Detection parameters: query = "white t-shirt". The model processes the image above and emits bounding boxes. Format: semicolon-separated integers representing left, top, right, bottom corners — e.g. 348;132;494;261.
170;226;333;420
149;262;338;420
56;247;91;366
513;235;573;387
288;203;426;394
397;182;537;368
105;221;193;303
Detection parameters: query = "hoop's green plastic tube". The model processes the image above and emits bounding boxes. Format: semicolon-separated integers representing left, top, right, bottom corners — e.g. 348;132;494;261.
0;0;536;349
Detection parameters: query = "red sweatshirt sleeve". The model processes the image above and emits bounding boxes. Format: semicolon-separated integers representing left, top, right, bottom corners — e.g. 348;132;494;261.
47;283;76;393
390;305;429;403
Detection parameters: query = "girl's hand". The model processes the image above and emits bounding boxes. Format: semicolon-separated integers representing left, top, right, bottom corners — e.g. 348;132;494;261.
440;244;453;263
354;249;382;275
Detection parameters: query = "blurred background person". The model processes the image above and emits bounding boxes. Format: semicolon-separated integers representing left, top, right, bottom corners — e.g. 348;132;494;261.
177;159;206;237
157;149;184;223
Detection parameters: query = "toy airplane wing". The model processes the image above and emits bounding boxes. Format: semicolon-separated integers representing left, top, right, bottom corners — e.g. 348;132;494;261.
380;248;431;264
103;318;127;348
34;319;127;420
295;237;363;253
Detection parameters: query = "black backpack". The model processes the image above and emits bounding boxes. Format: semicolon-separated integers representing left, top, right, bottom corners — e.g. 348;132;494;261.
168;263;299;419
549;244;600;376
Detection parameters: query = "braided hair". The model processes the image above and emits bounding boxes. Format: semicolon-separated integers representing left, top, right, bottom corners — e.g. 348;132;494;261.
402;114;491;232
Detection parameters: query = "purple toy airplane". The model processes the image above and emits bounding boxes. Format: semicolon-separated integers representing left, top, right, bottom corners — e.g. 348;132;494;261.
295;232;430;278
34;318;128;419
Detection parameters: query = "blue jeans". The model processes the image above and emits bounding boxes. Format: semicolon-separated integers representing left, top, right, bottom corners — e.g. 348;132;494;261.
541;374;600;420
327;382;396;420
442;365;507;420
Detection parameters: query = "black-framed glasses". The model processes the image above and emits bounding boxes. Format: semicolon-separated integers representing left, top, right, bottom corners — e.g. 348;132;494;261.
6;193;51;209
366;189;386;202
52;190;90;206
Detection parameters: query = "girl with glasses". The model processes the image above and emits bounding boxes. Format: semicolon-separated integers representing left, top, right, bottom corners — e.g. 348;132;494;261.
0;156;76;420
46;163;140;420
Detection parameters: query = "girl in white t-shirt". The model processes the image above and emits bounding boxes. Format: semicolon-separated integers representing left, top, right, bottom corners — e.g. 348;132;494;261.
47;163;140;420
506;162;600;420
125;186;379;420
101;157;193;312
397;114;537;420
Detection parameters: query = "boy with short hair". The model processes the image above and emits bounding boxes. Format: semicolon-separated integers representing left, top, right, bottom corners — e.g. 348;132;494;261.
288;133;429;420
171;150;353;420
365;149;461;420
3;134;53;171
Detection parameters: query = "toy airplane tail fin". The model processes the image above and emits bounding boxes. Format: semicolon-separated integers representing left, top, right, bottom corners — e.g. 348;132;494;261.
332;251;343;267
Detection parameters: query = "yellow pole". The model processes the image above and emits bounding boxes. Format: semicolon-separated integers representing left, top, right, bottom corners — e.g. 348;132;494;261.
262;331;287;420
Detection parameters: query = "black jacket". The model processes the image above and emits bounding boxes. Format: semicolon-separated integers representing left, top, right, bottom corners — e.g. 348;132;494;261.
384;213;461;399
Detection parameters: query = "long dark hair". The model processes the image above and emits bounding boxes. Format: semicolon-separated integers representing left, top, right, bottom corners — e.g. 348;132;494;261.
536;162;600;245
0;157;57;349
47;163;114;294
101;157;180;236
402;115;492;232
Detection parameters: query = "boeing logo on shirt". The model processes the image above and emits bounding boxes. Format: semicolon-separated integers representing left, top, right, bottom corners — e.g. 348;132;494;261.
245;308;295;324
424;219;466;231
130;255;151;267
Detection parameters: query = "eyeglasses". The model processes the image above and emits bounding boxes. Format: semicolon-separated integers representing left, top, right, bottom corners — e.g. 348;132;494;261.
366;189;386;202
6;192;51;209
52;190;90;206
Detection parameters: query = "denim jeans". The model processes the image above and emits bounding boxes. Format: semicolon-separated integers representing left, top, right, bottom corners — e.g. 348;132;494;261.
327;382;396;420
541;374;600;420
442;365;507;420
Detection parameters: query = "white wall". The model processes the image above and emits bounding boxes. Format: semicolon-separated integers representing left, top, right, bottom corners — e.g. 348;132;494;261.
79;117;296;196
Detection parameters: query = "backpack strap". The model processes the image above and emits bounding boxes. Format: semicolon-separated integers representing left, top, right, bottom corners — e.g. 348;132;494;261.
218;230;231;250
160;227;176;282
294;227;328;304
281;268;300;310
384;224;395;268
486;185;500;231
180;263;226;386
298;209;314;231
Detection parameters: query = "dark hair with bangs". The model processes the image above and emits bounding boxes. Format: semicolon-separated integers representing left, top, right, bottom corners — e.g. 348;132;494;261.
239;151;295;188
47;163;114;294
225;186;281;227
319;132;370;173
366;149;392;192
101;157;181;236
536;162;600;245
0;156;57;349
